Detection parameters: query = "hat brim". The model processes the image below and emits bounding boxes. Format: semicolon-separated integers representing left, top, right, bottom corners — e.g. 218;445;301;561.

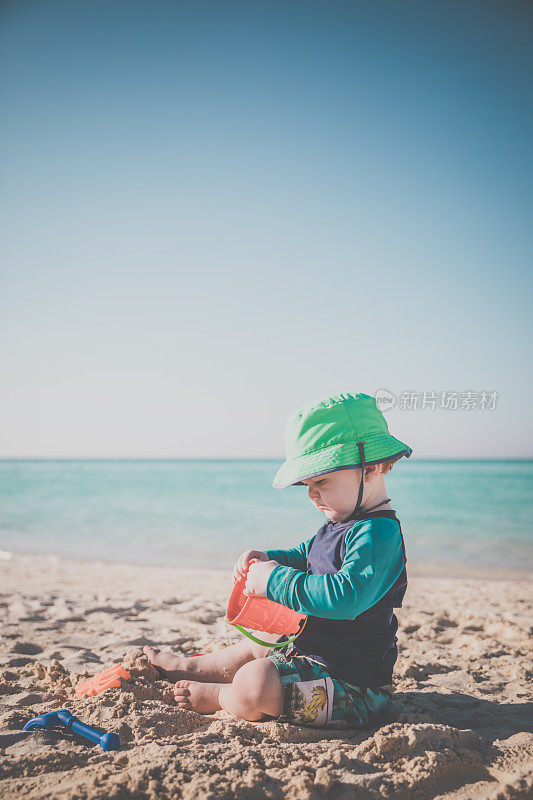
272;435;412;489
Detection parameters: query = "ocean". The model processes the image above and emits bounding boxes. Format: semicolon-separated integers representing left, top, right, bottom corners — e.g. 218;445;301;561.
0;459;531;573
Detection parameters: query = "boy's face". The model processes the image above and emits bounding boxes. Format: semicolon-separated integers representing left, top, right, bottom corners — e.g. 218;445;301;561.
301;469;362;523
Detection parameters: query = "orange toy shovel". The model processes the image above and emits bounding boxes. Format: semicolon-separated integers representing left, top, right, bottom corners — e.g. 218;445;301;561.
75;664;131;699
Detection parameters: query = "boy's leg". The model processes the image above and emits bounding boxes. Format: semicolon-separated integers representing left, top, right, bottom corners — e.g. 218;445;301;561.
143;632;281;684
173;657;284;720
219;658;284;720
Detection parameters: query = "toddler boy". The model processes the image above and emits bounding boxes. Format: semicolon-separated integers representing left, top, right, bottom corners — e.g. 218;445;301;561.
145;392;412;728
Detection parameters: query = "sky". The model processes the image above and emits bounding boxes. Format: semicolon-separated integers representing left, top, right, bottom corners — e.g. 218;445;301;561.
0;0;532;458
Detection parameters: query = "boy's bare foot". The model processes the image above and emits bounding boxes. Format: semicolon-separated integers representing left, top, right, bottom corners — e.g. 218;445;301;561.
173;680;221;714
143;645;191;682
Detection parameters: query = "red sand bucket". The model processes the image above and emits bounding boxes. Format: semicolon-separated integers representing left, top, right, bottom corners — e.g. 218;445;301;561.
226;559;307;648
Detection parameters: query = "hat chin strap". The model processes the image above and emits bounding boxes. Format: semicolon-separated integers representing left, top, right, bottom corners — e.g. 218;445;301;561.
350;443;391;518
351;442;366;517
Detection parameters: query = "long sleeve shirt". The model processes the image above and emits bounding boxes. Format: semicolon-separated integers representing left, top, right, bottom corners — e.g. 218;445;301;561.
264;515;405;621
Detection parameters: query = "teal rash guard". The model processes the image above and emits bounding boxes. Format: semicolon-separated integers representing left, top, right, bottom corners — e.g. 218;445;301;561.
264;515;405;621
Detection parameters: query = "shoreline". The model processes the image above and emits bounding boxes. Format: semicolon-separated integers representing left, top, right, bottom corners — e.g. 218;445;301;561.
1;546;531;584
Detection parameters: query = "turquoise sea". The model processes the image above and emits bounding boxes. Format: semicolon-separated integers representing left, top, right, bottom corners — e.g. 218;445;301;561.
0;460;531;573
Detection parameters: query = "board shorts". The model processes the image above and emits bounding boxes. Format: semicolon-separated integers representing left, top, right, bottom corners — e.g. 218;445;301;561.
266;641;392;729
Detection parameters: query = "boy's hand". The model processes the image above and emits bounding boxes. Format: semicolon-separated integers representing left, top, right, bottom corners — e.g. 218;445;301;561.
243;560;279;598
233;550;270;582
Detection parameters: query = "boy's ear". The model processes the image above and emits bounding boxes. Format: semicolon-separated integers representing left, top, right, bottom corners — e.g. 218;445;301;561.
364;464;383;480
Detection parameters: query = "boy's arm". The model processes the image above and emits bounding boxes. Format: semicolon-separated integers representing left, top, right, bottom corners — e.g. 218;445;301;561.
265;520;404;619
263;535;316;572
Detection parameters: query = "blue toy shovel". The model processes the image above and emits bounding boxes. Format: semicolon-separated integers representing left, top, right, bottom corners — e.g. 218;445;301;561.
23;709;120;751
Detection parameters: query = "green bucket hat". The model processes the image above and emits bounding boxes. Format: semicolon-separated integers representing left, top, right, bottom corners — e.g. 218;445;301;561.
273;392;412;491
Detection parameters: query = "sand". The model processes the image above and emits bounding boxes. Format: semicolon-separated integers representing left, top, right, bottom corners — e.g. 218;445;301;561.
1;553;532;800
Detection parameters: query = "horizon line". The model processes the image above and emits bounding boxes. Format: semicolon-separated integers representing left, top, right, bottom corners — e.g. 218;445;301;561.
1;456;532;463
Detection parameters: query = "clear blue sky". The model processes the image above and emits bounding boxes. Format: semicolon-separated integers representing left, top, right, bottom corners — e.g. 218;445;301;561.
1;1;532;458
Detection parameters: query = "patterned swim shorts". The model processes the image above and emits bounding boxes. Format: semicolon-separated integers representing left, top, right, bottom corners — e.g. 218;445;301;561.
266;642;392;729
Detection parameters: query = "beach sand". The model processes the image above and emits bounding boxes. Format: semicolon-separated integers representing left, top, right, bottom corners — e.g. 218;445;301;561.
1;553;532;800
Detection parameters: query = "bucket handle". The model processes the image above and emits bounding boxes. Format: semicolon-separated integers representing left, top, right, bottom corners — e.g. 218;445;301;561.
226;617;308;649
